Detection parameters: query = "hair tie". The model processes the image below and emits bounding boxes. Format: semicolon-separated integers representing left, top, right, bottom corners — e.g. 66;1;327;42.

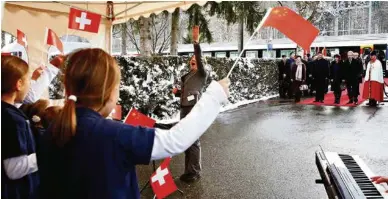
32;115;41;123
68;95;77;102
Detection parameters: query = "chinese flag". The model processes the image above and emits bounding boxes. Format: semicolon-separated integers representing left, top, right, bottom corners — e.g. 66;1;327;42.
16;29;27;48
150;157;177;199
45;28;63;54
124;108;156;128
68;8;101;33
261;7;319;51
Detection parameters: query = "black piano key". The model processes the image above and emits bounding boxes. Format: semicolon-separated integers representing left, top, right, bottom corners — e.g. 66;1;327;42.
339;155;383;198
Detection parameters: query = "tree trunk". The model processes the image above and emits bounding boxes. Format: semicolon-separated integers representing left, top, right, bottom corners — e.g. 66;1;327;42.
170;8;180;56
139;16;152;56
121;23;127;55
1;31;5;48
237;17;244;56
334;17;339;36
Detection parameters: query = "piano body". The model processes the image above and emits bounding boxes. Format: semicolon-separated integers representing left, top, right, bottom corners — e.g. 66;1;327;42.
315;151;388;199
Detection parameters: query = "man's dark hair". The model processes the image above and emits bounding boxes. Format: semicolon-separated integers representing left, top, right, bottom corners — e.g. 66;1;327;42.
282;55;286;58
307;53;311;58
289;52;295;56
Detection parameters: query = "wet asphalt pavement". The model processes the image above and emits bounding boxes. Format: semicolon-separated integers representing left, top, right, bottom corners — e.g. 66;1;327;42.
138;99;388;199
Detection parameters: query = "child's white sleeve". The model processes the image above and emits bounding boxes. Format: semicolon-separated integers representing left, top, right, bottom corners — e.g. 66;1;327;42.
151;81;228;160
3;153;38;180
23;63;59;104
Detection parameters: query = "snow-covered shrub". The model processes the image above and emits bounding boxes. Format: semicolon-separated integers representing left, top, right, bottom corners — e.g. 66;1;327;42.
49;56;278;120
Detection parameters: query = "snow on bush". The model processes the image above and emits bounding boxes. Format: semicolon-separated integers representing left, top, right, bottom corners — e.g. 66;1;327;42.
49;56;279;120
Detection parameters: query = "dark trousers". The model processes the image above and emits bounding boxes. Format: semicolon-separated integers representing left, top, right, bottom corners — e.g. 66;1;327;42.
279;80;289;98
292;81;302;102
180;106;201;175
331;81;342;102
315;79;326;101
346;80;360;102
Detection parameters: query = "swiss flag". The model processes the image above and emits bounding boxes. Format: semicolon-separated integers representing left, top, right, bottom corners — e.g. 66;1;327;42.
45;28;63;54
16;29;27;48
261;7;319;51
68;8;101;33
124;108;156;128
150;157;178;199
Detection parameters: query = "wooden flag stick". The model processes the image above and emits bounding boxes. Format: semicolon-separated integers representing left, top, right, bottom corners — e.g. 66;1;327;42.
226;8;273;78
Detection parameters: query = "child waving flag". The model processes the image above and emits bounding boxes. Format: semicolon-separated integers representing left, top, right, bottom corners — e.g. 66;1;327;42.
38;48;230;199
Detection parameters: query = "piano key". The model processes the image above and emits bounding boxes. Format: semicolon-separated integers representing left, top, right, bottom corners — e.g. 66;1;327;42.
339;154;388;198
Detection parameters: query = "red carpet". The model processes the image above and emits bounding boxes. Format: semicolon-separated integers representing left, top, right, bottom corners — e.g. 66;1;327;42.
299;82;366;107
299;78;388;107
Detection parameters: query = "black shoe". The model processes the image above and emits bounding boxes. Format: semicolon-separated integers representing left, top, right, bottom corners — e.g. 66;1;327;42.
334;101;340;104
180;173;201;183
346;101;353;104
313;100;319;103
320;100;324;103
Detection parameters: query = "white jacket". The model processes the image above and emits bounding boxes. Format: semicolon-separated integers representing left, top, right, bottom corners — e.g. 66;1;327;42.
365;60;384;84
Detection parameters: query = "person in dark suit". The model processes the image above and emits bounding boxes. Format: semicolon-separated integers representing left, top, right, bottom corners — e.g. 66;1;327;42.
329;54;345;104
277;55;288;98
290;56;306;102
173;26;207;183
285;52;296;98
343;51;363;105
312;52;329;102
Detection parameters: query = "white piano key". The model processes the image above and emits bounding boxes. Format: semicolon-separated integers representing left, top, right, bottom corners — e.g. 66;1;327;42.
352;155;388;199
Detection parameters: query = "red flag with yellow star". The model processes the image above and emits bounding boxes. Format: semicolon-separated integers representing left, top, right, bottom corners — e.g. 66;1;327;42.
261;7;319;50
124;108;156;128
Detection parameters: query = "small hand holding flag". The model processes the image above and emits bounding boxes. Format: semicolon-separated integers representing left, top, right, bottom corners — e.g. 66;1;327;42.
151;157;178;199
124;108;156;128
110;105;122;120
45;28;64;54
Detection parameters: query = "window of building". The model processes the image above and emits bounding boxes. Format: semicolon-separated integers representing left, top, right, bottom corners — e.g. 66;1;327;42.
203;52;212;57
246;51;258;58
230;51;239;58
215;52;226;58
263;50;276;58
280;49;295;58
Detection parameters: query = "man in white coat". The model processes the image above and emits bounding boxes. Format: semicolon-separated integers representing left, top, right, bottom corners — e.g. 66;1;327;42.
362;51;384;106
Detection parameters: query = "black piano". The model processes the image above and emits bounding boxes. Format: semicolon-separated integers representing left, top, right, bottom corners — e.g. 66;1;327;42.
316;151;388;199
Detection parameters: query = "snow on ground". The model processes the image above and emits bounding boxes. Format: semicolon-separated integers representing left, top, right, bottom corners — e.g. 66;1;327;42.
156;94;279;124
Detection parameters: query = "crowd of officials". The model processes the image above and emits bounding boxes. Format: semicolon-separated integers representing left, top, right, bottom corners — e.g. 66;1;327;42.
277;50;386;105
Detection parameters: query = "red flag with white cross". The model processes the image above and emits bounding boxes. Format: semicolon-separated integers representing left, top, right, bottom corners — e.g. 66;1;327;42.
68;8;101;33
150;157;177;199
16;29;27;48
45;28;63;54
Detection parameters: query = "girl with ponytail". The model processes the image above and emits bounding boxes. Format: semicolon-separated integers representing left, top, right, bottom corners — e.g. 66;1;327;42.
38;48;230;199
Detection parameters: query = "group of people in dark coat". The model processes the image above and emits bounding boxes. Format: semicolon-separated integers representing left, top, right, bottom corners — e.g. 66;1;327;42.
278;51;364;104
